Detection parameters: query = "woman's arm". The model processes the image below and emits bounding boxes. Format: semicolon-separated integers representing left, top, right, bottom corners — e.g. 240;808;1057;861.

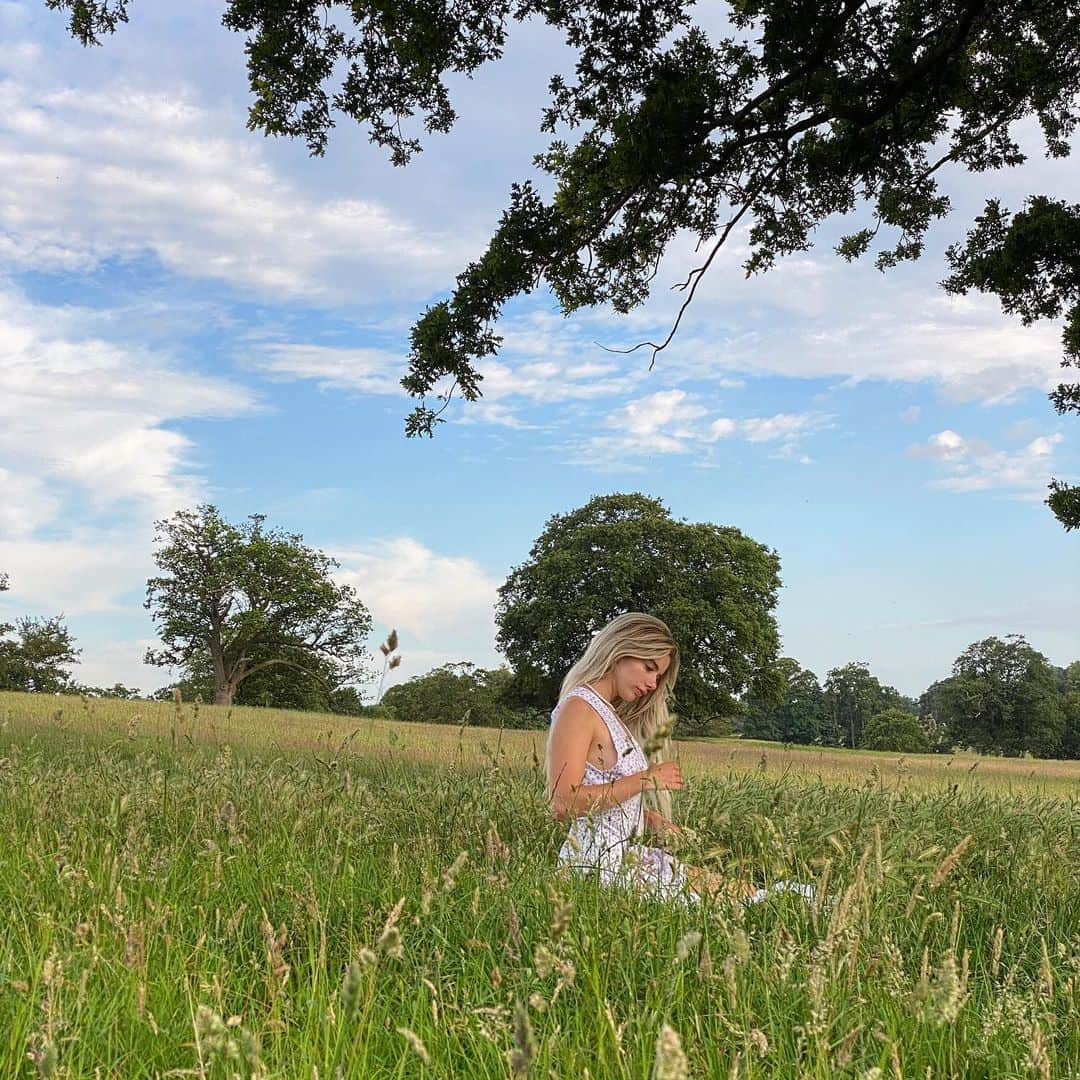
547;698;681;821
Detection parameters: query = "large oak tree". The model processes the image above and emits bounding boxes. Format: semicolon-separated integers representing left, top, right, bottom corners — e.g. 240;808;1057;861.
929;634;1065;756
53;0;1080;524
145;505;372;706
495;493;781;734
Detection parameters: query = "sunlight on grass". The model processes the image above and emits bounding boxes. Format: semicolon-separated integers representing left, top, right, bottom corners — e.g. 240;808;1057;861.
0;691;1076;1076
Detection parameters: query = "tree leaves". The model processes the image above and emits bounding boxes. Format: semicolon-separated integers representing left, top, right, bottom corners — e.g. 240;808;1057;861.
144;505;373;705
494;492;781;731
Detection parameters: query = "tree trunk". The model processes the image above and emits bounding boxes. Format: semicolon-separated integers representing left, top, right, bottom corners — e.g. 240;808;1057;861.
213;684;235;706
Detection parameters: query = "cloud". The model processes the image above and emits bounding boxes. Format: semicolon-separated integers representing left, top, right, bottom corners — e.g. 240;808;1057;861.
882;606;1079;634
71;635;164;694
0;287;257;530
250;343;406;395
908;428;1065;495
568;390;829;467
0;468;59;539
738;413;825;443
0;79;461;301
0;532;150;615
247;307;639;414
332;538;502;683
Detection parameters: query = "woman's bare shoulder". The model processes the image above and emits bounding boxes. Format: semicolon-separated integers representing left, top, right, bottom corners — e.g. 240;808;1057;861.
551;694;600;732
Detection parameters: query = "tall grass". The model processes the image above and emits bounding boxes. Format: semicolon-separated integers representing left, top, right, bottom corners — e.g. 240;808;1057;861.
0;695;1077;1076
3;690;1079;796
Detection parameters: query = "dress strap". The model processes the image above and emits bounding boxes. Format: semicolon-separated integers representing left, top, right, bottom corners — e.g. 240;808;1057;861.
557;685;641;758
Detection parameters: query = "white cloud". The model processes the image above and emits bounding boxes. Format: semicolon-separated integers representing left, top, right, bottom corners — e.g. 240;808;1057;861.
0;79;461;301
332;538;502;683
0;532;149;615
250;343;406;395
244;309;642;429
0;468;59;539
0;288;257;527
738;413;823;443
568;390;829;467
908;428;1066;495
68;635;163;694
911;428;969;461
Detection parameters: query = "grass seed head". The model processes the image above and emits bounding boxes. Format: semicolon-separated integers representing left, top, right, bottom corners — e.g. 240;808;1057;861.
442;851;468;893
676;931;702;962
340;962;365;1019
929;834;973;889
510;999;536;1077
396;1026;430;1065
748;1028;769;1058
653;1023;689;1080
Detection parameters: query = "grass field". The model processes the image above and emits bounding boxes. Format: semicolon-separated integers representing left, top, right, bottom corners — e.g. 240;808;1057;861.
1;691;1077;1077
4;690;1079;796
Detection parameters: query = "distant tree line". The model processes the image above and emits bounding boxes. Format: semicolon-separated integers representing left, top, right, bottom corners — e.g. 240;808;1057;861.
740;638;1080;759
2;494;1078;759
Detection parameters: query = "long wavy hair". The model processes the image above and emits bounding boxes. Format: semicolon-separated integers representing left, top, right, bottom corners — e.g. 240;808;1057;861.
555;612;680;816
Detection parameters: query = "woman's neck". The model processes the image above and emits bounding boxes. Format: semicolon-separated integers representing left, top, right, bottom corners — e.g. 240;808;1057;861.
587;676;620;706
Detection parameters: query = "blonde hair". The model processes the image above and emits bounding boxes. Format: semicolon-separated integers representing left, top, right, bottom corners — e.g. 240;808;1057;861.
556;612;680;816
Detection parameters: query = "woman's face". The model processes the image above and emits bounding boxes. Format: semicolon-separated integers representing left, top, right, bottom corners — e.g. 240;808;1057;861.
611;652;672;704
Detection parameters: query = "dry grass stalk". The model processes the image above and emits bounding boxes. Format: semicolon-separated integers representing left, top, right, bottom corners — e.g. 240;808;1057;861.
929;834;973;889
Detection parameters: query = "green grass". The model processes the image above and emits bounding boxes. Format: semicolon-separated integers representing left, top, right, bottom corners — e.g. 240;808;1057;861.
0;693;1077;1076
4;689;1079;796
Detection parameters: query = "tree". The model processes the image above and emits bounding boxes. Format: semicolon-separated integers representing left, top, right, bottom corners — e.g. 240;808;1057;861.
381;662;542;729
933;635;1065;757
495;493;781;735
0;615;81;694
51;1;1080;518
1060;662;1080;758
859;707;932;753
823;662;910;749
145;505;373;706
0;571;10;641
77;683;143;699
917;679;957;753
0;572;82;694
741;657;830;744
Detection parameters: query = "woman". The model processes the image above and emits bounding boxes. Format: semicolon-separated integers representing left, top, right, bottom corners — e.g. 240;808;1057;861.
546;612;759;903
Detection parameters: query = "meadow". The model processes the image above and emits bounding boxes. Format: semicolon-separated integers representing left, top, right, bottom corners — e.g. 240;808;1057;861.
0;691;1077;1077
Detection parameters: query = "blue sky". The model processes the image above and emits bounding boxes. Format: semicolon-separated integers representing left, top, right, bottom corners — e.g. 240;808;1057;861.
0;0;1077;699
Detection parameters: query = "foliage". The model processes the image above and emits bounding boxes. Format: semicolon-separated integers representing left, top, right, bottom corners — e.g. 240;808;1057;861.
944;197;1080;523
916;680;957;755
155;644;376;715
0;700;1078;1074
0;613;80;694
823;661;912;750
495;493;780;736
932;635;1065;757
1059;687;1080;759
144;505;373;707
77;682;142;699
740;657;830;744
382;662;544;730
860;707;932;753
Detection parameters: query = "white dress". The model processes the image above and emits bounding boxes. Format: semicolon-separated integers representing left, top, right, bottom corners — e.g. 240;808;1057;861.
552;685;692;901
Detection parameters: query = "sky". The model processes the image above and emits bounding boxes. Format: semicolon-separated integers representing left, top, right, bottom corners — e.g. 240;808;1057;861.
0;1;1077;700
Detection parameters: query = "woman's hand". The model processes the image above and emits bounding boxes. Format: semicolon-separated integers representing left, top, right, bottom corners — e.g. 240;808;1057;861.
645;760;683;791
643;808;684;842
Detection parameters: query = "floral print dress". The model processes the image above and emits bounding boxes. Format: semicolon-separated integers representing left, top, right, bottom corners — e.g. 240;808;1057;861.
551;685;691;901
